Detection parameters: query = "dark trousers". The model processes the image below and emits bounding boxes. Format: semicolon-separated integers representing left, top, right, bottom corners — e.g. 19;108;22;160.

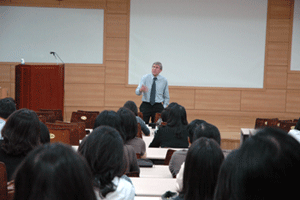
140;102;164;124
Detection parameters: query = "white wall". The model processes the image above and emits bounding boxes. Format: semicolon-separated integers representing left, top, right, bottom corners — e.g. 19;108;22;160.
291;0;300;71
0;6;104;64
129;0;268;88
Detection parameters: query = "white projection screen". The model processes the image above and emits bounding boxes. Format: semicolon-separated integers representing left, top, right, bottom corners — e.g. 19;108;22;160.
291;0;300;71
129;0;268;88
0;6;104;64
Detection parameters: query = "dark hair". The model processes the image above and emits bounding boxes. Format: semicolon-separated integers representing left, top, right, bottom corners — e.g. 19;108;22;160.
13;143;96;200
187;119;206;143
123;101;138;116
93;110;126;142
39;121;50;144
2;108;40;155
213;150;238;200
230;127;300;200
295;118;300;130
180;137;224;200
78;126;126;198
117;107;138;141
167;104;188;138
193;122;221;145
0;97;16;119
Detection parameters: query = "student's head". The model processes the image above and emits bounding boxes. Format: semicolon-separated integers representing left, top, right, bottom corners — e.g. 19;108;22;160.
187;119;206;143
93;110;125;142
39;121;50;144
295;118;300;130
181;137;224;200
117;107;138;141
230;127;300;200
78;126;126;198
0;97;16;120
13;143;96;200
123;101;138;116
2;108;40;155
193;122;221;145
167;104;187;127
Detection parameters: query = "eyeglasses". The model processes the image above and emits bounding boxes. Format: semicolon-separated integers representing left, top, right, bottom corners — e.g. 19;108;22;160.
152;65;161;70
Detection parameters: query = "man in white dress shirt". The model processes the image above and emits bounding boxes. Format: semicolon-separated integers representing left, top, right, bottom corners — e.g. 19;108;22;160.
135;62;170;124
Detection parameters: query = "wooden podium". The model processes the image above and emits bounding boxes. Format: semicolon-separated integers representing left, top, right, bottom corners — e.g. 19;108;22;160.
15;64;64;115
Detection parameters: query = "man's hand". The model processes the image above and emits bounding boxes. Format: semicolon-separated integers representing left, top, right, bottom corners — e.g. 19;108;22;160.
139;85;148;93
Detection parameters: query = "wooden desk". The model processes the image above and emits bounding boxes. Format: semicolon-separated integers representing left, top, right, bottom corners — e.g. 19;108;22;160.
131;177;177;196
140;165;173;178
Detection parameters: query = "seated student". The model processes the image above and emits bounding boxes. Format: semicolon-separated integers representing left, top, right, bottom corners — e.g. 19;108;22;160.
78;126;135;200
123;100;150;136
93;110;139;174
288;118;300;143
118;107;146;157
169;119;206;177
13;143;96;200
174;137;224;200
175;122;221;190
214;127;300;200
0;97;16;139
0;108;40;181
149;104;189;148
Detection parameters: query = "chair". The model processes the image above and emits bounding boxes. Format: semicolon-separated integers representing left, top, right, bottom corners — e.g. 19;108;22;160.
255;118;278;129
0;162;8;200
136;153;141;159
47;127;71;144
71;111;99;129
137;112;143;120
126;171;140;177
35;111;56;123
164;149;176;165
154;113;161;123
278;121;296;133
46;122;80;145
137;123;143;139
55;121;86;140
40;109;63;121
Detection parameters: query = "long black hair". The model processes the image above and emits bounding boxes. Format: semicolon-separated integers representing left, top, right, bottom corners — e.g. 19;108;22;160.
13;143;96;200
78;126;126;198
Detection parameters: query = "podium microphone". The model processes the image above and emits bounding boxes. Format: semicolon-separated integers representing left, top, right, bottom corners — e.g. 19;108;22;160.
50;51;64;65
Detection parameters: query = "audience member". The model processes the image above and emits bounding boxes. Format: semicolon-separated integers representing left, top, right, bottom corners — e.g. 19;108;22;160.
39;121;50;144
169;119;206;177
149;104;189;148
175;121;222;190
0;108;40;181
13;143;96;200
213;150;238;200
118;107;146;157
0;97;16;139
174;137;224;200
123;100;150;136
288;117;300;143
79;126;135;200
214;127;300;200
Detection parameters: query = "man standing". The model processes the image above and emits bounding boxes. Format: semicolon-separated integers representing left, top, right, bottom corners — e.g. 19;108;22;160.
135;62;170;124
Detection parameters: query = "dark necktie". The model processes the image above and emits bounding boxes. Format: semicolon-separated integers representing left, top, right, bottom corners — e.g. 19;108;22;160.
150;77;157;105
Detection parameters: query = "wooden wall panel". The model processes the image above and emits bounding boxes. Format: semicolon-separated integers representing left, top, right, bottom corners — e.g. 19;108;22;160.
106;38;127;61
105;84;141;107
266;43;290;65
10;0;59;7
268;19;291;42
0;83;12;97
65;65;105;84
59;0;105;9
268;0;293;19
65;83;105;107
265;66;287;89
106;14;128;38
241;89;286;112
0;64;11;82
195;90;241;111
106;0;129;14
169;88;195;109
287;73;300;89
286;90;300;113
105;61;126;84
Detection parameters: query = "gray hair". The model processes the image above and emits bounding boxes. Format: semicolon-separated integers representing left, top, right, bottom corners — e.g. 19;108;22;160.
152;62;163;70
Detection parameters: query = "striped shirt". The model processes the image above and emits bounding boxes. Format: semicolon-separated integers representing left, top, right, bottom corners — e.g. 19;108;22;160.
135;74;170;108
